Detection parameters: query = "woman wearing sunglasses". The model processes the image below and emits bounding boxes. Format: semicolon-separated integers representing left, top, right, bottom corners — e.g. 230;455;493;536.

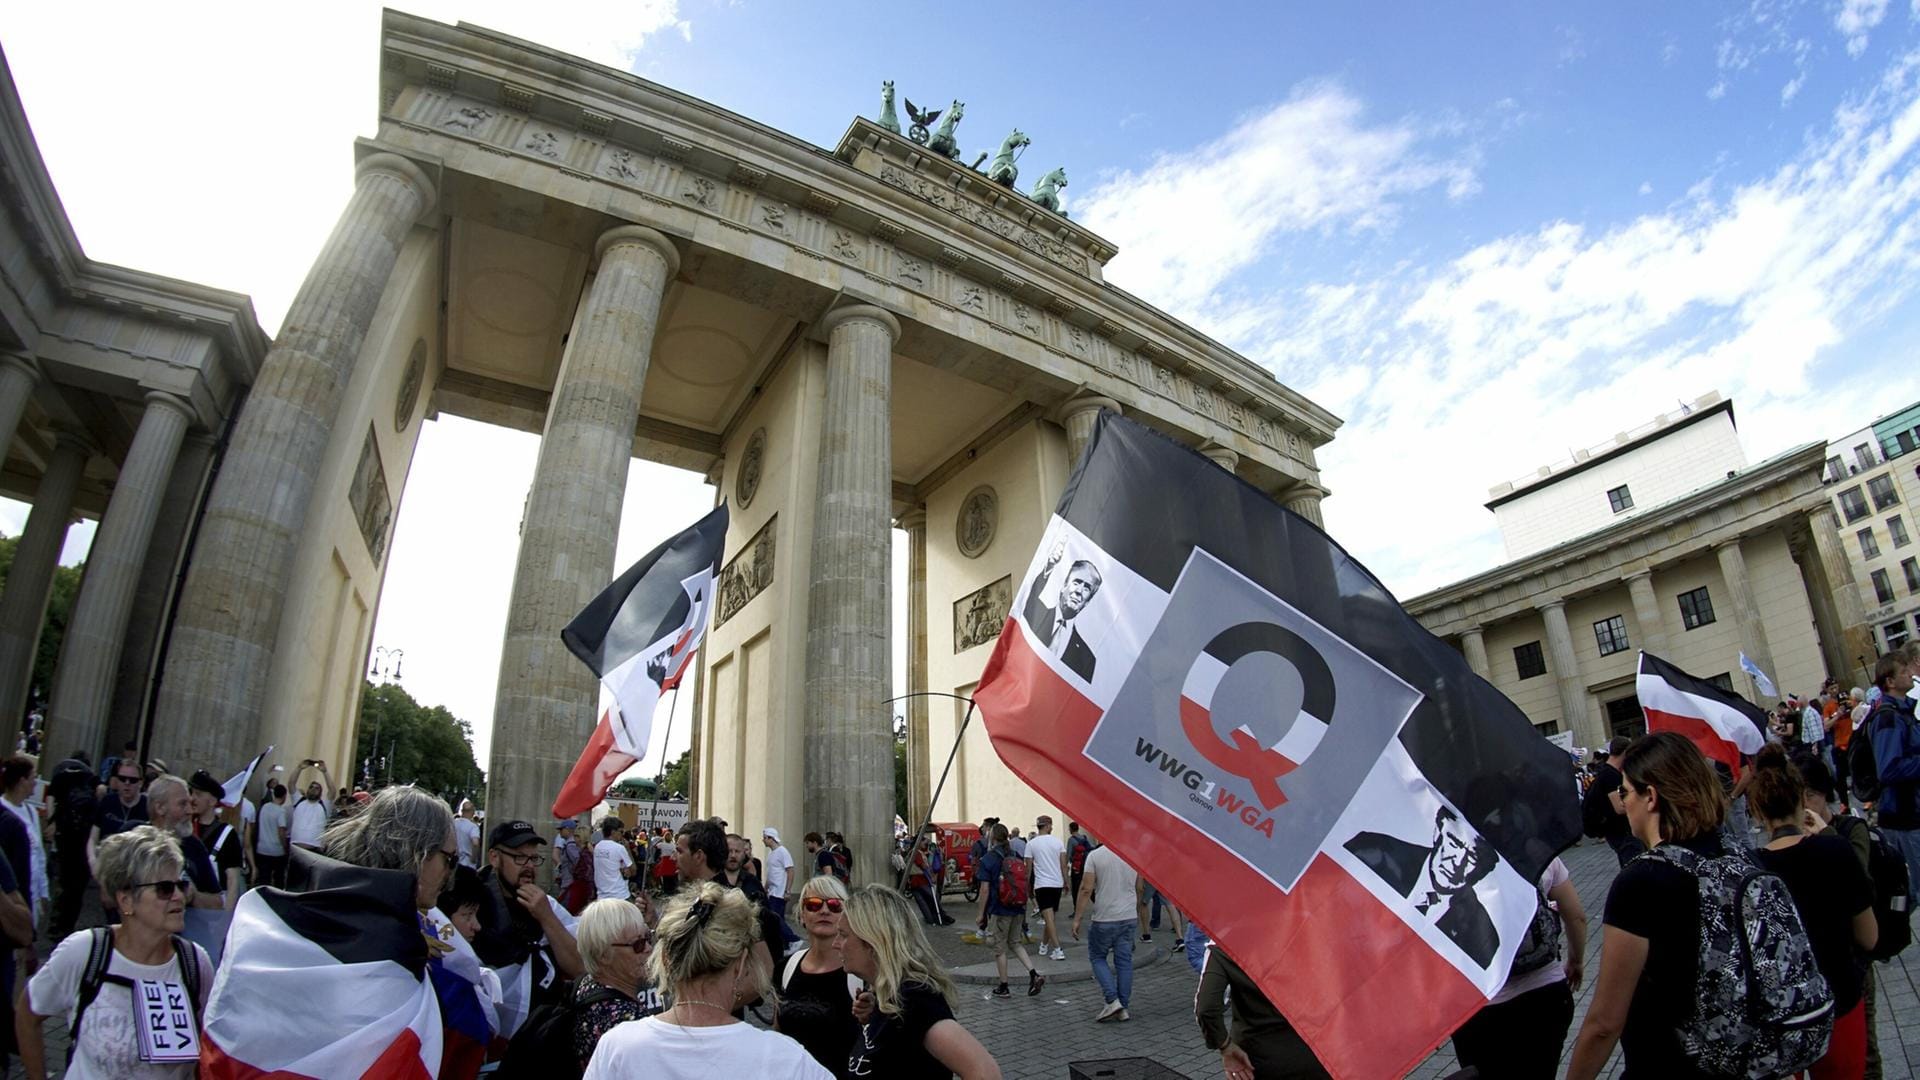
841;885;1001;1080
18;825;215;1079
775;875;860;1076
572;897;666;1066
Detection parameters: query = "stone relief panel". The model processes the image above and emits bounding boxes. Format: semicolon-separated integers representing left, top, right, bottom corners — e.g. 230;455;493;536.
896;254;927;287
830;229;863;262
956;485;997;558
394;339;427;433
682;175;718;210
735;428;766;509
523;129;564;158
714;516;776;629
602;148;645;182
874;164;1088;273
758;201;790;235
348;427;394;567
440;104;494;134
954;576;1013;653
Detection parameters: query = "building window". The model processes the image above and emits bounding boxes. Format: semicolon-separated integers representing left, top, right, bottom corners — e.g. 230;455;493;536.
1678;586;1716;630
1860;527;1882;560
1886;619;1912;650
1893;515;1912;548
1593;615;1630;656
1707;672;1735;693
1514;641;1546;679
1856;443;1878;471
1872;569;1895;604
1826;455;1846;483
1900;431;1918;456
1869;474;1900;510
1607;485;1634;513
1839;487;1870;522
1604;696;1643;739
1905;557;1920;594
1536;718;1561;735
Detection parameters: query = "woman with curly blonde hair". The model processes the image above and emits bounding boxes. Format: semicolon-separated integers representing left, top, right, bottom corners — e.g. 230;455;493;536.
840;885;999;1079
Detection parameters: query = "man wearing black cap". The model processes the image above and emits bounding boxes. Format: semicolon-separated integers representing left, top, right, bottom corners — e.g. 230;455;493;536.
189;770;245;910
472;820;583;1018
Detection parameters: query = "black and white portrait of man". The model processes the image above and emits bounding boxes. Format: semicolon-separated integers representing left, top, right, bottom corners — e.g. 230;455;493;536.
1024;541;1103;682
1342;804;1500;968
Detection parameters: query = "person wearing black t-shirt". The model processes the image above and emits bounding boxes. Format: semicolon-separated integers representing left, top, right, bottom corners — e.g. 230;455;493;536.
775;876;860;1077
1582;737;1644;866
1746;744;1877;1077
842;885;999;1080
1567;732;1736;1079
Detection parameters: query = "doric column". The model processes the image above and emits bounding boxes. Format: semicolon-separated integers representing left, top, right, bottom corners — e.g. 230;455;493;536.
1625;569;1670;660
686;456;721;811
899;507;931;828
1538;599;1601;746
1806;506;1875;684
47;393;195;760
488;225;680;832
155;153;436;770
1715;539;1777;703
1056;394;1119;467
805;304;899;886
1285;483;1327;528
0;354;41;458
0;431;91;729
1459;627;1489;679
1199;444;1239;473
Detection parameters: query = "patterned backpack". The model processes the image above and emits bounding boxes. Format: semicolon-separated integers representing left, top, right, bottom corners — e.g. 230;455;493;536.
1645;831;1833;1078
1507;884;1562;977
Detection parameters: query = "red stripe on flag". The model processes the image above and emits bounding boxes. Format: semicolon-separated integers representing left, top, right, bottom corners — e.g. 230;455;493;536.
976;623;1485;1079
1645;706;1745;777
201;1030;432;1080
552;711;637;820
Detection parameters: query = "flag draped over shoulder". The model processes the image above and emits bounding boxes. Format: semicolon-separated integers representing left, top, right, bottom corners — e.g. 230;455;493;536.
1639;651;1768;775
201;851;440;1079
553;503;729;819
973;414;1581;1080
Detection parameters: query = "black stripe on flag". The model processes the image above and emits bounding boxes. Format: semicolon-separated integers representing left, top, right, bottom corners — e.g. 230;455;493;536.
561;503;730;678
1060;413;1579;880
1640;651;1770;734
269;848;431;975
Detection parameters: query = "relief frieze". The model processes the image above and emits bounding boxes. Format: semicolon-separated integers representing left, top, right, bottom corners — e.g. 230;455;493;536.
953;576;1012;653
714;517;776;629
875;165;1087;273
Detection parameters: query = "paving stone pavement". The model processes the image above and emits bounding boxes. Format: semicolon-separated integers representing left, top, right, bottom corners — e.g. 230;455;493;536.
949;836;1920;1079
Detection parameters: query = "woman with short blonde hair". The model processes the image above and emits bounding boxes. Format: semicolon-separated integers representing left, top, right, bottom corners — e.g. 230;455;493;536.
570;899;663;1067
775;875;859;1074
841;885;999;1079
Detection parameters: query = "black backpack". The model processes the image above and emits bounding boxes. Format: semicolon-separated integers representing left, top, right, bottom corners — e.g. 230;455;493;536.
1836;814;1913;961
1508;884;1563;978
498;981;623;1079
1850;707;1884;804
70;927;202;1058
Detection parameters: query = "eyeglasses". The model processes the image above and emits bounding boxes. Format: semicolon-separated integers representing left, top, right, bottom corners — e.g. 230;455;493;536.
613;932;655;953
113;774;141;784
134;878;194;899
802;896;844;913
496;851;545;868
433;848;459;868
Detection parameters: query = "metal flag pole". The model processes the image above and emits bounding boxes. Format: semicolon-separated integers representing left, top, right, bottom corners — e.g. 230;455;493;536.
882;690;978;893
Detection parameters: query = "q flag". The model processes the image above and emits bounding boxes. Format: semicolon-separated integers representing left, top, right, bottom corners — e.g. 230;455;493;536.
972;414;1580;1080
553;503;729;819
1638;651;1767;776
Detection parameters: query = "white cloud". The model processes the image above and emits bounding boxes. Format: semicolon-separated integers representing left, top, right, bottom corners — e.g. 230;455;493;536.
1838;0;1890;56
1638;181;1654;195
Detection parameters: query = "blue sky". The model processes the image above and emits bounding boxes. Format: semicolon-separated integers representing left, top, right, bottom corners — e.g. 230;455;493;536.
3;1;1918;765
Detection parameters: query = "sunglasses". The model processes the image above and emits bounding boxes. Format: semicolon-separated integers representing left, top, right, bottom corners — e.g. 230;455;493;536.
135;878;194;899
613;932;656;953
802;896;844;913
114;774;141;783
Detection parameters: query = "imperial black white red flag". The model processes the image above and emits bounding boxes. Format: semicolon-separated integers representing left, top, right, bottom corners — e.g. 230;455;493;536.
1638;651;1767;775
219;745;272;808
553;503;729;818
973;414;1580;1079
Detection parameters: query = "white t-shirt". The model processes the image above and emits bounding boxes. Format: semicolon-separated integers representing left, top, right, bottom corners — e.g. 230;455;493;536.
287;798;330;848
764;844;795;896
29;930;216;1080
1082;845;1139;923
583;1015;832;1079
594;838;633;899
255;801;288;857
1491;857;1572;1005
3;795;47;906
454;817;482;868
1024;833;1066;889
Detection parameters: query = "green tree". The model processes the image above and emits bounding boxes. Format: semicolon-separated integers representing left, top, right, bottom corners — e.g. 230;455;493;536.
0;534;86;729
354;681;485;803
660;749;690;799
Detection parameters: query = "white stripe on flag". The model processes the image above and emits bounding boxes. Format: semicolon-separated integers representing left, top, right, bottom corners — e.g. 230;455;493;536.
1637;670;1765;755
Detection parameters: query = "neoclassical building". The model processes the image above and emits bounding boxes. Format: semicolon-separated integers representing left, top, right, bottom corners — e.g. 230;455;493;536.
1408;394;1870;751
1823;402;1920;655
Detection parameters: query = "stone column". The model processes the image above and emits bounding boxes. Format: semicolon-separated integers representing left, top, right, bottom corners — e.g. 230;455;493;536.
1625;569;1670;660
899;507;931;828
1538;599;1601;746
1806;506;1876;685
805;304;899;886
0;431;91;729
1715;539;1777;703
1285;483;1327;528
155;153;435;771
1199;444;1239;473
1460;628;1490;679
686;456;721;812
47;393;195;761
1056;394;1119;467
488;225;680;833
0;354;41;458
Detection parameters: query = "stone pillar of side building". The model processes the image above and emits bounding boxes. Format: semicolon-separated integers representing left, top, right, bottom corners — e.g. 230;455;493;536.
155;153;436;772
685;455;722;813
804;305;899;886
1805;505;1875;685
1459;628;1490;680
1714;539;1777;703
0;354;41;461
46;393;196;761
899;507;931;829
1537;598;1602;747
1056;394;1119;469
1285;483;1327;528
488;225;680;834
0;431;92;730
1624;569;1671;660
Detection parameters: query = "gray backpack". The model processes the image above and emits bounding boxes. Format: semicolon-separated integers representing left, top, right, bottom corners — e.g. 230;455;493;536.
1507;884;1562;978
1645;831;1833;1078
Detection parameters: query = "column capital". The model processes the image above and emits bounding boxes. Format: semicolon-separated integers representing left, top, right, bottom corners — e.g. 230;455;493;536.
1051;393;1121;426
1534;596;1567;615
142;391;197;426
818;303;901;343
1461;625;1486;640
354;152;437;215
50;427;97;461
595;224;682;278
0;353;39;385
703;455;725;487
895;507;928;531
1198;442;1239;472
1623;566;1654;581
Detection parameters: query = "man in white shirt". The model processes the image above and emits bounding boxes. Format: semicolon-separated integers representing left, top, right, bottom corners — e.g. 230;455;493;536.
286;760;335;851
454;799;482;868
1072;833;1143;1022
1025;815;1068;961
254;783;291;888
761;827;800;945
593;818;634;900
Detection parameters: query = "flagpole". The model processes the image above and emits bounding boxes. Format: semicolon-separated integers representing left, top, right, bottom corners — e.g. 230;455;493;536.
882;691;977;893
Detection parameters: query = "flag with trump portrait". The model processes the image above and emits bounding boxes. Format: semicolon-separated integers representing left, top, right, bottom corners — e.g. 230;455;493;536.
973;413;1582;1080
